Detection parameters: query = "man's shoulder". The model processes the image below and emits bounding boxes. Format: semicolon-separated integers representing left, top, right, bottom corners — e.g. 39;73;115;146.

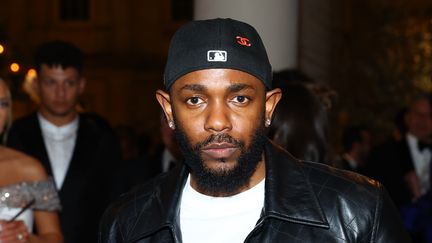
270;143;381;193
79;112;113;131
10;112;38;130
305;160;381;186
100;172;172;240
78;113;117;140
268;144;410;243
301;160;383;200
103;172;169;219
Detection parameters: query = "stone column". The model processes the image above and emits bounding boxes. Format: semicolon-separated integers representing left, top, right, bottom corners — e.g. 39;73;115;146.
194;0;299;71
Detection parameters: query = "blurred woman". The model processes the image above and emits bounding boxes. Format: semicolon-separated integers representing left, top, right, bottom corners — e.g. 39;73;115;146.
268;81;331;163
0;78;63;243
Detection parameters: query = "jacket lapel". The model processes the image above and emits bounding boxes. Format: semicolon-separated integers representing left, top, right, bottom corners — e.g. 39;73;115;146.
263;141;329;228
128;165;188;242
29;113;53;176
59;115;90;193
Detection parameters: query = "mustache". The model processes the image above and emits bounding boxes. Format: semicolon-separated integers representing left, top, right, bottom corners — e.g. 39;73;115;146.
194;133;244;150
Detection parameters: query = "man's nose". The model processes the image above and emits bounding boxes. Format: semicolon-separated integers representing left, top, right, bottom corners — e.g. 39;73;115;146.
204;100;232;133
55;84;66;97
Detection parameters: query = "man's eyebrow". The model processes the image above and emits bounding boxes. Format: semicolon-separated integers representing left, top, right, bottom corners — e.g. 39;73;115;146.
228;83;253;93
180;84;206;92
179;83;253;93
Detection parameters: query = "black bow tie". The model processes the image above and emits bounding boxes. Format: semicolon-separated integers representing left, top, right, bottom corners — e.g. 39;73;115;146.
418;141;432;152
169;160;177;170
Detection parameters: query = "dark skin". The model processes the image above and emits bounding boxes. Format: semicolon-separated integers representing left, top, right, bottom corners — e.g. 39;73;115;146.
156;69;281;196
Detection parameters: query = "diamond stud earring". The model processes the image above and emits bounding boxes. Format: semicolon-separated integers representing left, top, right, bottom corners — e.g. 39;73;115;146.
168;121;175;129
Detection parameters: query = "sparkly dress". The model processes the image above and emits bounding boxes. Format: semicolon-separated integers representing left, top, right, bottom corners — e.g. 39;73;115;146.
0;178;61;230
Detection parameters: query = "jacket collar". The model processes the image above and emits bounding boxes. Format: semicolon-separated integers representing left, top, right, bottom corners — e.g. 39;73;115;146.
262;141;329;228
127;165;188;242
128;140;329;241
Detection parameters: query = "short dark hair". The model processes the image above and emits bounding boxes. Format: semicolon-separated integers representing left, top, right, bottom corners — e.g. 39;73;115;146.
408;93;432;113
34;40;83;74
342;125;369;152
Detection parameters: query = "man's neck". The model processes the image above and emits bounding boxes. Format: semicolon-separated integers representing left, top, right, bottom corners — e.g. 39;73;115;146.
38;109;78;127
248;158;266;189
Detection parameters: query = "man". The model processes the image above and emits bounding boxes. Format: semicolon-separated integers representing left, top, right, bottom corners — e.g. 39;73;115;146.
401;95;432;199
100;18;410;242
338;125;371;173
367;95;432;207
7;41;122;243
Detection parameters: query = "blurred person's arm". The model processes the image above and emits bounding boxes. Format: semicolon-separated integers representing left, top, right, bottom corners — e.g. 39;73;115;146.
404;170;422;201
30;211;63;243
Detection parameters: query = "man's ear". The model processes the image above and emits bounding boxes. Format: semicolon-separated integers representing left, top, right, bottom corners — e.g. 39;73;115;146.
79;77;86;94
264;88;282;126
156;89;174;128
32;77;42;97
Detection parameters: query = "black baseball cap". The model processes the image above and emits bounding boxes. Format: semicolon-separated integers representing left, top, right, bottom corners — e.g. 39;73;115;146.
163;18;272;90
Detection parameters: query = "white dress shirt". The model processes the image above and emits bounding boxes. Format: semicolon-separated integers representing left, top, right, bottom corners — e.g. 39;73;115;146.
38;113;79;189
406;133;432;195
342;153;358;170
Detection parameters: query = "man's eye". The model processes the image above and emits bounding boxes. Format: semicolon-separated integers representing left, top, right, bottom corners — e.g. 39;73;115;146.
186;97;204;105
232;96;249;104
65;80;77;86
43;79;56;86
0;100;10;108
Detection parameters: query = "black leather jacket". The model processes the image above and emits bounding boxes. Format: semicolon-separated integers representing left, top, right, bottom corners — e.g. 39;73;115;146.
99;141;411;243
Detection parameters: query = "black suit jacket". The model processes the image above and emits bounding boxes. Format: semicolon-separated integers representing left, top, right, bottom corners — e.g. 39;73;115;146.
366;138;414;207
7;112;122;243
115;145;177;195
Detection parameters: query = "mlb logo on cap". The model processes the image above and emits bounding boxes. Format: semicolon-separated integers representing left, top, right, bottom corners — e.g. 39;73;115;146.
163;18;272;90
207;50;227;62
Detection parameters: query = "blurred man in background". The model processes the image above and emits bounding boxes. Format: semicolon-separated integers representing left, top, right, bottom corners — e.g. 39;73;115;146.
7;40;121;243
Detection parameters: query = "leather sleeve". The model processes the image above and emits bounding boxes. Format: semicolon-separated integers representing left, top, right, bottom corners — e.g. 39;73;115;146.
373;184;412;243
98;206;124;243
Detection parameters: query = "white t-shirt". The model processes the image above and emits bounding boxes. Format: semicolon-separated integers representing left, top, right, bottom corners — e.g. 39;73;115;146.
180;175;265;243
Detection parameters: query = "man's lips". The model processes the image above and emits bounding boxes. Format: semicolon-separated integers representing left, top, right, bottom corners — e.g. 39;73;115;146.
201;143;238;159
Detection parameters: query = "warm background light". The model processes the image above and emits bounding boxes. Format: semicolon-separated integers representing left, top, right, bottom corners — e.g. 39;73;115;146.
23;68;39;103
0;44;4;54
27;68;36;77
10;62;20;73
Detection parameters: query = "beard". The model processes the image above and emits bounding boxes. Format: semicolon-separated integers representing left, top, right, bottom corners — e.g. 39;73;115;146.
174;117;267;197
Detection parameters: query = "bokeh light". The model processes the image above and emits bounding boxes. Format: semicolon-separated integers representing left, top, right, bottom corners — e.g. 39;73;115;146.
10;63;20;73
